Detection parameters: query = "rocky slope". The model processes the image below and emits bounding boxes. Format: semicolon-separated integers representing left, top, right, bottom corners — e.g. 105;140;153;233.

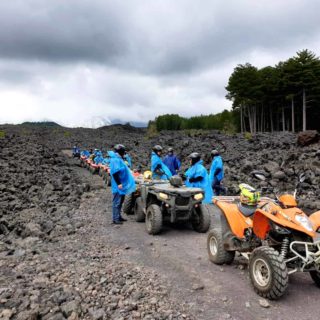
1;124;320;319
6;124;318;210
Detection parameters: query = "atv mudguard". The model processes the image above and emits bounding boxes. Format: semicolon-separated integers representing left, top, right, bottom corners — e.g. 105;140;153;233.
214;200;252;239
252;208;315;240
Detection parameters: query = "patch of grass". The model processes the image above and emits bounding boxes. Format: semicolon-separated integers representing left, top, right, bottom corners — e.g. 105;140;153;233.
244;131;252;140
0;130;5;139
63;131;71;138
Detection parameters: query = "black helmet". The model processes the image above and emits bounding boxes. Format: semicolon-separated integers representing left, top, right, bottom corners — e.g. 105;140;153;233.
168;147;174;153
114;144;126;155
188;152;201;164
152;145;163;152
211;149;219;157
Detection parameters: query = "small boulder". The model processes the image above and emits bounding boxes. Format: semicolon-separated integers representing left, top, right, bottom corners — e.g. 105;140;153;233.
297;130;319;146
273;171;286;180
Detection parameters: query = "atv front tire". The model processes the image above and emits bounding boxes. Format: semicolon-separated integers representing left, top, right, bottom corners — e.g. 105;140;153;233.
146;204;162;235
191;204;211;233
249;246;288;300
123;194;135;215
207;228;235;265
310;271;320;287
134;197;145;222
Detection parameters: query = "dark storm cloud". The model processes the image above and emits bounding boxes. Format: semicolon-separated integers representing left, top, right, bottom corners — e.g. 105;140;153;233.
0;1;128;63
1;0;320;127
1;0;320;76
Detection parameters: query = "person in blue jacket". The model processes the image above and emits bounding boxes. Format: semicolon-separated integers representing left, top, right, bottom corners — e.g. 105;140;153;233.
163;147;181;175
209;149;224;196
109;144;136;224
185;152;213;204
72;146;80;158
151;145;172;180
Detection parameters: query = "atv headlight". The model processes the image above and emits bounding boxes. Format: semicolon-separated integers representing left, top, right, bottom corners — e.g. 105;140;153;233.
194;193;203;201
295;215;313;232
159;192;169;200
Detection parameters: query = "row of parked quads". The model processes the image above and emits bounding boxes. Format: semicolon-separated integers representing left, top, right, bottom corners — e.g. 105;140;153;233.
78;152;320;301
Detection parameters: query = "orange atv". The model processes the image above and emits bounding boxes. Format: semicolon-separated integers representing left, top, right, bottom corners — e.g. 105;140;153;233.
207;172;320;299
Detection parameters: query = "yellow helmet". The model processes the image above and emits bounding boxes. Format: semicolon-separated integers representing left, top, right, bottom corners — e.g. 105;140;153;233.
239;183;260;206
143;171;152;180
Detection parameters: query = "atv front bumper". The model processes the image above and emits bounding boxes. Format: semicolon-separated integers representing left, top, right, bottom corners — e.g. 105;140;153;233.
287;240;320;273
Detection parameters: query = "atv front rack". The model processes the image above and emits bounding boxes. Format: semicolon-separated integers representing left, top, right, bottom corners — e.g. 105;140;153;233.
286;240;320;274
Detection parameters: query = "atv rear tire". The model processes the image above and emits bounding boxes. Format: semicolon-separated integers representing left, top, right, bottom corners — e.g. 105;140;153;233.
99;167;103;177
123;194;135;215
249;246;288;300
310;271;320;287
146;204;162;235
191;204;211;233
207;228;235;265
134;197;145;222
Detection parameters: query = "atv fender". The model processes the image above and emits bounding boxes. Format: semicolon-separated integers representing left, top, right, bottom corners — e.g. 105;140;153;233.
215;201;252;239
253;208;315;239
252;211;270;240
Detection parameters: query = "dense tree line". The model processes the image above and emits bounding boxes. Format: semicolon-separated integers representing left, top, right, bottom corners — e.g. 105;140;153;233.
149;50;320;134
226;49;320;133
151;110;239;132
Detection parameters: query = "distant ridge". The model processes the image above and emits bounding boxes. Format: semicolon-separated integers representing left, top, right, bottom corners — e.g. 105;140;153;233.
21;121;61;127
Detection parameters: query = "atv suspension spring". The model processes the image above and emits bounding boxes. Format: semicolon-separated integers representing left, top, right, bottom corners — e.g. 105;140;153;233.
280;237;289;259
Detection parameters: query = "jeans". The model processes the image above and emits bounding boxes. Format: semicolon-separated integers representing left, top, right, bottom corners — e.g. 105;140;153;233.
112;192;125;222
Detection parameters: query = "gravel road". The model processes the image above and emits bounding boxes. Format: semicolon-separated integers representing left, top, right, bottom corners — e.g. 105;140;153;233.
76;159;320;320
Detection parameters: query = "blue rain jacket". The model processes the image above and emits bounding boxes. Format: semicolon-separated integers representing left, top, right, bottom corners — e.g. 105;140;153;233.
81;150;90;158
124;154;132;168
151;152;172;180
73;147;80;154
109;151;136;195
94;150;103;157
185;160;213;204
163;154;181;175
94;155;104;164
101;157;110;165
209;155;224;183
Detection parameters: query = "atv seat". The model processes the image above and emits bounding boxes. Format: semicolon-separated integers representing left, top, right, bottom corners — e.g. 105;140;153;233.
238;203;257;217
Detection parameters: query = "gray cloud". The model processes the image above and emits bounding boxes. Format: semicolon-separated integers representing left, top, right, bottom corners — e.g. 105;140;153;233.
0;0;320;126
1;0;320;75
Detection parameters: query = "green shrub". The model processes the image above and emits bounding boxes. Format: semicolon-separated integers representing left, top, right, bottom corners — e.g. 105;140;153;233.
0;130;5;138
64;131;71;137
244;132;252;140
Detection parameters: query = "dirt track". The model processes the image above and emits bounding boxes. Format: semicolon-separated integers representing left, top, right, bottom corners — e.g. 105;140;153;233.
76;159;320;320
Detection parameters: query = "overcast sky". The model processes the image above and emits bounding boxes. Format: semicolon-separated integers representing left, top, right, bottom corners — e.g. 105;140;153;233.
0;0;320;127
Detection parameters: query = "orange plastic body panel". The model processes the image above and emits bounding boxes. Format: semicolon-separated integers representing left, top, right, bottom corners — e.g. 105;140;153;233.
310;211;320;231
278;194;297;207
133;172;141;178
214;200;252;239
252;211;270;239
253;205;316;239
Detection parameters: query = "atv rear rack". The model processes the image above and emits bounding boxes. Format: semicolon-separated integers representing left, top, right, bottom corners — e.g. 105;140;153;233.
286;240;320;274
